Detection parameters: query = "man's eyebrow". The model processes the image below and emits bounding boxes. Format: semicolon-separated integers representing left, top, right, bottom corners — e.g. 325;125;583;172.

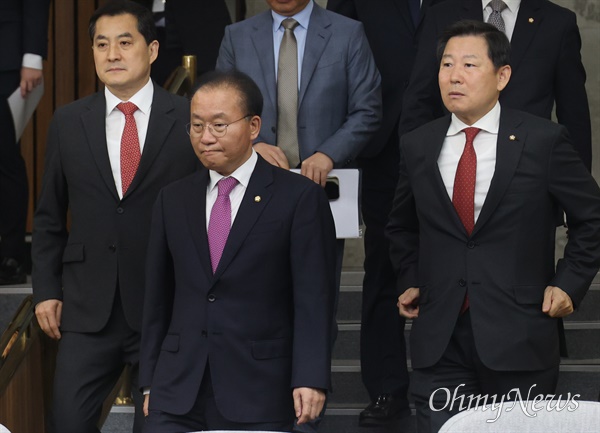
94;32;133;41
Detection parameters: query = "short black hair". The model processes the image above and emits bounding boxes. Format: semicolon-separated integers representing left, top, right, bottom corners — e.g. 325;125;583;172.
89;0;157;45
437;19;511;70
193;70;264;117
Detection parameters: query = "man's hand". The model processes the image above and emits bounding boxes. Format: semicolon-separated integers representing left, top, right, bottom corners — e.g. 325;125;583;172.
398;287;420;319
35;299;63;339
542;286;574;318
20;67;43;97
293;387;326;425
301;152;334;186
253;142;290;169
143;394;150;417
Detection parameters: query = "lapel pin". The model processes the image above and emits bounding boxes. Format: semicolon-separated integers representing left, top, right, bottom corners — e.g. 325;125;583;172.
528;18;534;23
254;196;261;202
509;135;516;141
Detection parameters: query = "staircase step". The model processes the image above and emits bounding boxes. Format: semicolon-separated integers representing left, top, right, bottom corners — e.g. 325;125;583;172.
334;321;600;361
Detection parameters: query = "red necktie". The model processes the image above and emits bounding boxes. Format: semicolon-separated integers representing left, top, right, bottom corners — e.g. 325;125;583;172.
208;177;239;273
117;102;141;195
453;127;481;313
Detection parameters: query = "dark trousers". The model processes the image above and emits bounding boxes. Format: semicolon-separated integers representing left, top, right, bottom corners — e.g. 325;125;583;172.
359;134;410;403
0;70;28;262
51;293;143;433
411;311;560;433
144;364;295;433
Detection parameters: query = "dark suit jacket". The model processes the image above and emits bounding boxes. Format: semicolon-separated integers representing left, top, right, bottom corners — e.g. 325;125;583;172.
139;156;337;422
327;0;442;157
0;0;49;72
216;2;381;166
387;108;600;371
399;0;592;170
32;84;198;333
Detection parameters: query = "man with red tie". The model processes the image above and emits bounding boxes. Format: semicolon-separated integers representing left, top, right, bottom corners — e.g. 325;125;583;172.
386;20;600;433
32;1;197;432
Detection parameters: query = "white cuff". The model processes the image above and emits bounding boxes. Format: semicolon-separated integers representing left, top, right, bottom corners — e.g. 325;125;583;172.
22;54;43;70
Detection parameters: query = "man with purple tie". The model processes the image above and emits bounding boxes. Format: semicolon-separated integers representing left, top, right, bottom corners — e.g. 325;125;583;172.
140;69;337;433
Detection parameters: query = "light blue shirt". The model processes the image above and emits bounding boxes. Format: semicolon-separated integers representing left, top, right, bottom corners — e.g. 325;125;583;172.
272;0;314;89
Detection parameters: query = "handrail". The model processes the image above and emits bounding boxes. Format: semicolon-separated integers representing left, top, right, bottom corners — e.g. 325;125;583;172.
164;55;197;96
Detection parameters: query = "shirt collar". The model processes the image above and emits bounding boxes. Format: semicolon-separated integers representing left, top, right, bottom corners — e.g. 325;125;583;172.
208;149;258;192
271;0;313;33
482;0;520;13
105;78;154;117
448;101;502;136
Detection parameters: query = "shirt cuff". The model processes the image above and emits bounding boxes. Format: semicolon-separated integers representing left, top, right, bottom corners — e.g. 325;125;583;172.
22;54;43;70
143;387;150;395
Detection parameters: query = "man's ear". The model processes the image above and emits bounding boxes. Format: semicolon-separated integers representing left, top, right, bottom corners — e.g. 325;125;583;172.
249;115;261;140
148;40;159;65
497;64;511;92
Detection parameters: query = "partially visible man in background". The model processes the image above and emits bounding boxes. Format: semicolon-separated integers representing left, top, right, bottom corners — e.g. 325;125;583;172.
0;0;50;285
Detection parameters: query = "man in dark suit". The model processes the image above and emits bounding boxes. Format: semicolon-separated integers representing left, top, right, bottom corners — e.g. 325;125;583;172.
326;0;443;426
140;69;336;432
32;2;197;432
400;0;592;171
0;0;49;285
387;20;600;433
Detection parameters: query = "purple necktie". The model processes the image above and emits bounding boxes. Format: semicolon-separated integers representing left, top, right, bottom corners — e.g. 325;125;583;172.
208;177;238;273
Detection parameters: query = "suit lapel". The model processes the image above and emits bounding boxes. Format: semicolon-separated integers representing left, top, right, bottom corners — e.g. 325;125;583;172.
81;93;120;200
251;12;277;111
124;84;177;199
509;0;543;75
426;118;470;235
299;4;332;107
186;169;213;277
212;157;274;281
472;110;525;236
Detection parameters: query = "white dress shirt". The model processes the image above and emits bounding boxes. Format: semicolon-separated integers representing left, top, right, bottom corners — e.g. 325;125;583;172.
206;150;258;230
482;0;520;41
438;102;501;223
272;0;314;89
105;78;154;199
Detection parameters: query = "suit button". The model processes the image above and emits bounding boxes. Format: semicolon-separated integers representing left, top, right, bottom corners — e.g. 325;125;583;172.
459;279;466;287
271;126;276;133
467;241;475;249
116;207;124;214
207;294;216;302
201;330;207;337
109;245;116;252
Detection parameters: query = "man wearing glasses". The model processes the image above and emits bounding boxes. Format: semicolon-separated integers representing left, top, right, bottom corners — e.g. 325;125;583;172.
139;69;337;433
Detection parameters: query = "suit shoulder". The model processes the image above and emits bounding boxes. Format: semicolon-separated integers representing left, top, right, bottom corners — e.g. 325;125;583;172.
402;116;450;147
225;9;269;33
53;92;101;117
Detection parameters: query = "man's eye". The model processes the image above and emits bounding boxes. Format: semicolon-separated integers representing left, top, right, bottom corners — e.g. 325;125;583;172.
213;123;227;129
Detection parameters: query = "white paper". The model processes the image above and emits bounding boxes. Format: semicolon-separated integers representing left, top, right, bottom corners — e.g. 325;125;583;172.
291;168;361;239
7;79;44;141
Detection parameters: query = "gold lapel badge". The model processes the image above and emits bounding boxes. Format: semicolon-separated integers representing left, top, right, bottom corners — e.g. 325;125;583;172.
528;18;534;23
509;135;516;141
254;196;261;202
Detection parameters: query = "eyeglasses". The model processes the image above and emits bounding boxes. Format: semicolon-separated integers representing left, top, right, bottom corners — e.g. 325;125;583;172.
186;115;251;138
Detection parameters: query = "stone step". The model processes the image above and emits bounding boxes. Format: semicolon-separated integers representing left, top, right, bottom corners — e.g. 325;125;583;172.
336;283;600;323
329;360;600;406
333;321;600;361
